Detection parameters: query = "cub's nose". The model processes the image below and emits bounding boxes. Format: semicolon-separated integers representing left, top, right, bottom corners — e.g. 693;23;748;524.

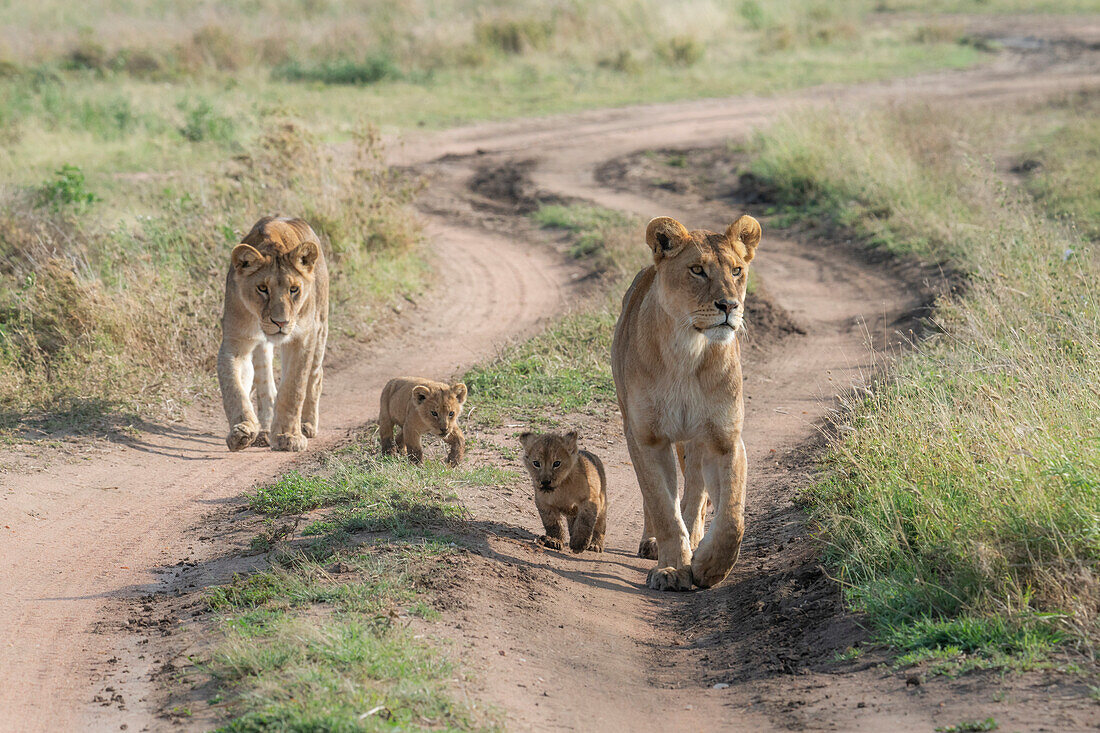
271;318;288;328
540;480;552;490
714;299;739;313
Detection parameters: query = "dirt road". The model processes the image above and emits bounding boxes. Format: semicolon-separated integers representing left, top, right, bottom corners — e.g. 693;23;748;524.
1;17;1098;732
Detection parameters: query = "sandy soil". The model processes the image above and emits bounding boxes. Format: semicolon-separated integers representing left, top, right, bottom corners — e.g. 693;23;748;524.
1;15;1098;733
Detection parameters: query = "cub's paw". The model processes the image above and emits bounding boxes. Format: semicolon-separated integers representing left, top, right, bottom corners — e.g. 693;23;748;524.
637;537;658;560
301;422;317;438
253;430;271;448
227;422;260;452
445;456;461;469
271;432;308;452
407;451;424;466
646;566;693;592
538;535;564;551
587;538;605;553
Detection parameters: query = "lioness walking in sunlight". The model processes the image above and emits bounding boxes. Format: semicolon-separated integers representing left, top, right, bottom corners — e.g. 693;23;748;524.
612;214;761;591
218;216;329;453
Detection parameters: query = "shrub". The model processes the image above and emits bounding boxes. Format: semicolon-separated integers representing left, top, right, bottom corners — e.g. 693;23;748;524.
178;98;236;143
36;165;99;212
474;16;554;55
655;36;704;67
273;55;400;85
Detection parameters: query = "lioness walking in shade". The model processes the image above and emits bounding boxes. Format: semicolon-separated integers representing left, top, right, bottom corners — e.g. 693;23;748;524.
217;216;329;452
519;430;608;554
378;377;468;467
611;214;761;591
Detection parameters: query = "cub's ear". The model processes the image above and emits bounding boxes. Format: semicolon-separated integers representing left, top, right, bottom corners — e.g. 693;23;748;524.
518;431;536;451
451;382;468;404
412;385;431;403
231;244;265;275
294;240;321;273
646;216;690;262
725;214;762;263
563;430;578;453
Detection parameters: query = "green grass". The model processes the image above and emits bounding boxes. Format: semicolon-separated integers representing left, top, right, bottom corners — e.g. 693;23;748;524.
195;439;503;731
533;203;641;266
746;98;1100;664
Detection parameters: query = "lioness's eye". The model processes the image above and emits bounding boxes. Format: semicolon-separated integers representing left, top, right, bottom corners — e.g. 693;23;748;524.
431;411;438;417
449;411;455;417
690;265;706;277
532;461;541;468
257;284;268;293
732;267;742;276
289;285;300;294
553;461;561;468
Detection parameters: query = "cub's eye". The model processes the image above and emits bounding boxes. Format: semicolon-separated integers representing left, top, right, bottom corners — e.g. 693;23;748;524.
448;411;455;417
532;460;541;468
431;411;438;417
552;460;561;468
257;284;268;294
732;267;742;277
689;265;706;277
289;285;300;294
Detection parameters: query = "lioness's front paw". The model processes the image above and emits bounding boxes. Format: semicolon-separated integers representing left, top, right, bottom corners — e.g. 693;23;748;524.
587;538;605;553
271;432;308;452
637;537;658;560
538;535;564;551
227;422;260;451
646;566;693;592
691;546;738;589
301;422;317;438
253;430;271;448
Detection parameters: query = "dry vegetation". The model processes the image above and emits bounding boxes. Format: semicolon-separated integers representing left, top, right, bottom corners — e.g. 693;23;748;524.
0;126;424;433
748;96;1100;662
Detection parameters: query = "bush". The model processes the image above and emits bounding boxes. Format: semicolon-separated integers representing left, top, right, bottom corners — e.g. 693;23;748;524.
178;98;236;143
655;36;704;67
474;17;554;55
273;55;400;85
36;165;99;212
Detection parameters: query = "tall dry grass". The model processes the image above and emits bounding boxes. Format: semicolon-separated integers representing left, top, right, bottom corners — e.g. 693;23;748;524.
749;102;1099;659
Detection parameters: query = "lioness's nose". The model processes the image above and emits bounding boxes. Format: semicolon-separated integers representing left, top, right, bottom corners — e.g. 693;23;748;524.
715;299;738;313
271;318;288;328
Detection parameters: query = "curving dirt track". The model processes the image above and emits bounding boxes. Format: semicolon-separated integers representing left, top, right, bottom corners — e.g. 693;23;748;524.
1;17;1099;732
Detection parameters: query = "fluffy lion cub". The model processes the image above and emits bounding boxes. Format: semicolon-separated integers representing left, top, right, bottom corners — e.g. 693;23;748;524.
519;431;608;554
218;216;328;452
378;378;468;467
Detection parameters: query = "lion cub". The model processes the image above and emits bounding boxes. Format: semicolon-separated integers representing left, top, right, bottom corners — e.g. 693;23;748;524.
519;431;607;553
379;377;467;467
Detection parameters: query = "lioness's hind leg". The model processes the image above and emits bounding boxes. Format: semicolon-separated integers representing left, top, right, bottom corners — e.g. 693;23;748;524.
638;501;657;559
681;442;708;551
252;342;275;446
301;323;326;438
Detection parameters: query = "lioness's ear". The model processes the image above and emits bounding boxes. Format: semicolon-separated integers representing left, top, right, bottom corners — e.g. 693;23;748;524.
519;431;536;451
563;430;578;453
725;215;762;263
646;216;690;262
294;240;320;273
413;385;430;403
451;382;468;404
231;244;265;275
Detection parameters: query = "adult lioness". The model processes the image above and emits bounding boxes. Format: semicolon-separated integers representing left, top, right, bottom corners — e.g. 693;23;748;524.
611;214;761;591
217;216;329;452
